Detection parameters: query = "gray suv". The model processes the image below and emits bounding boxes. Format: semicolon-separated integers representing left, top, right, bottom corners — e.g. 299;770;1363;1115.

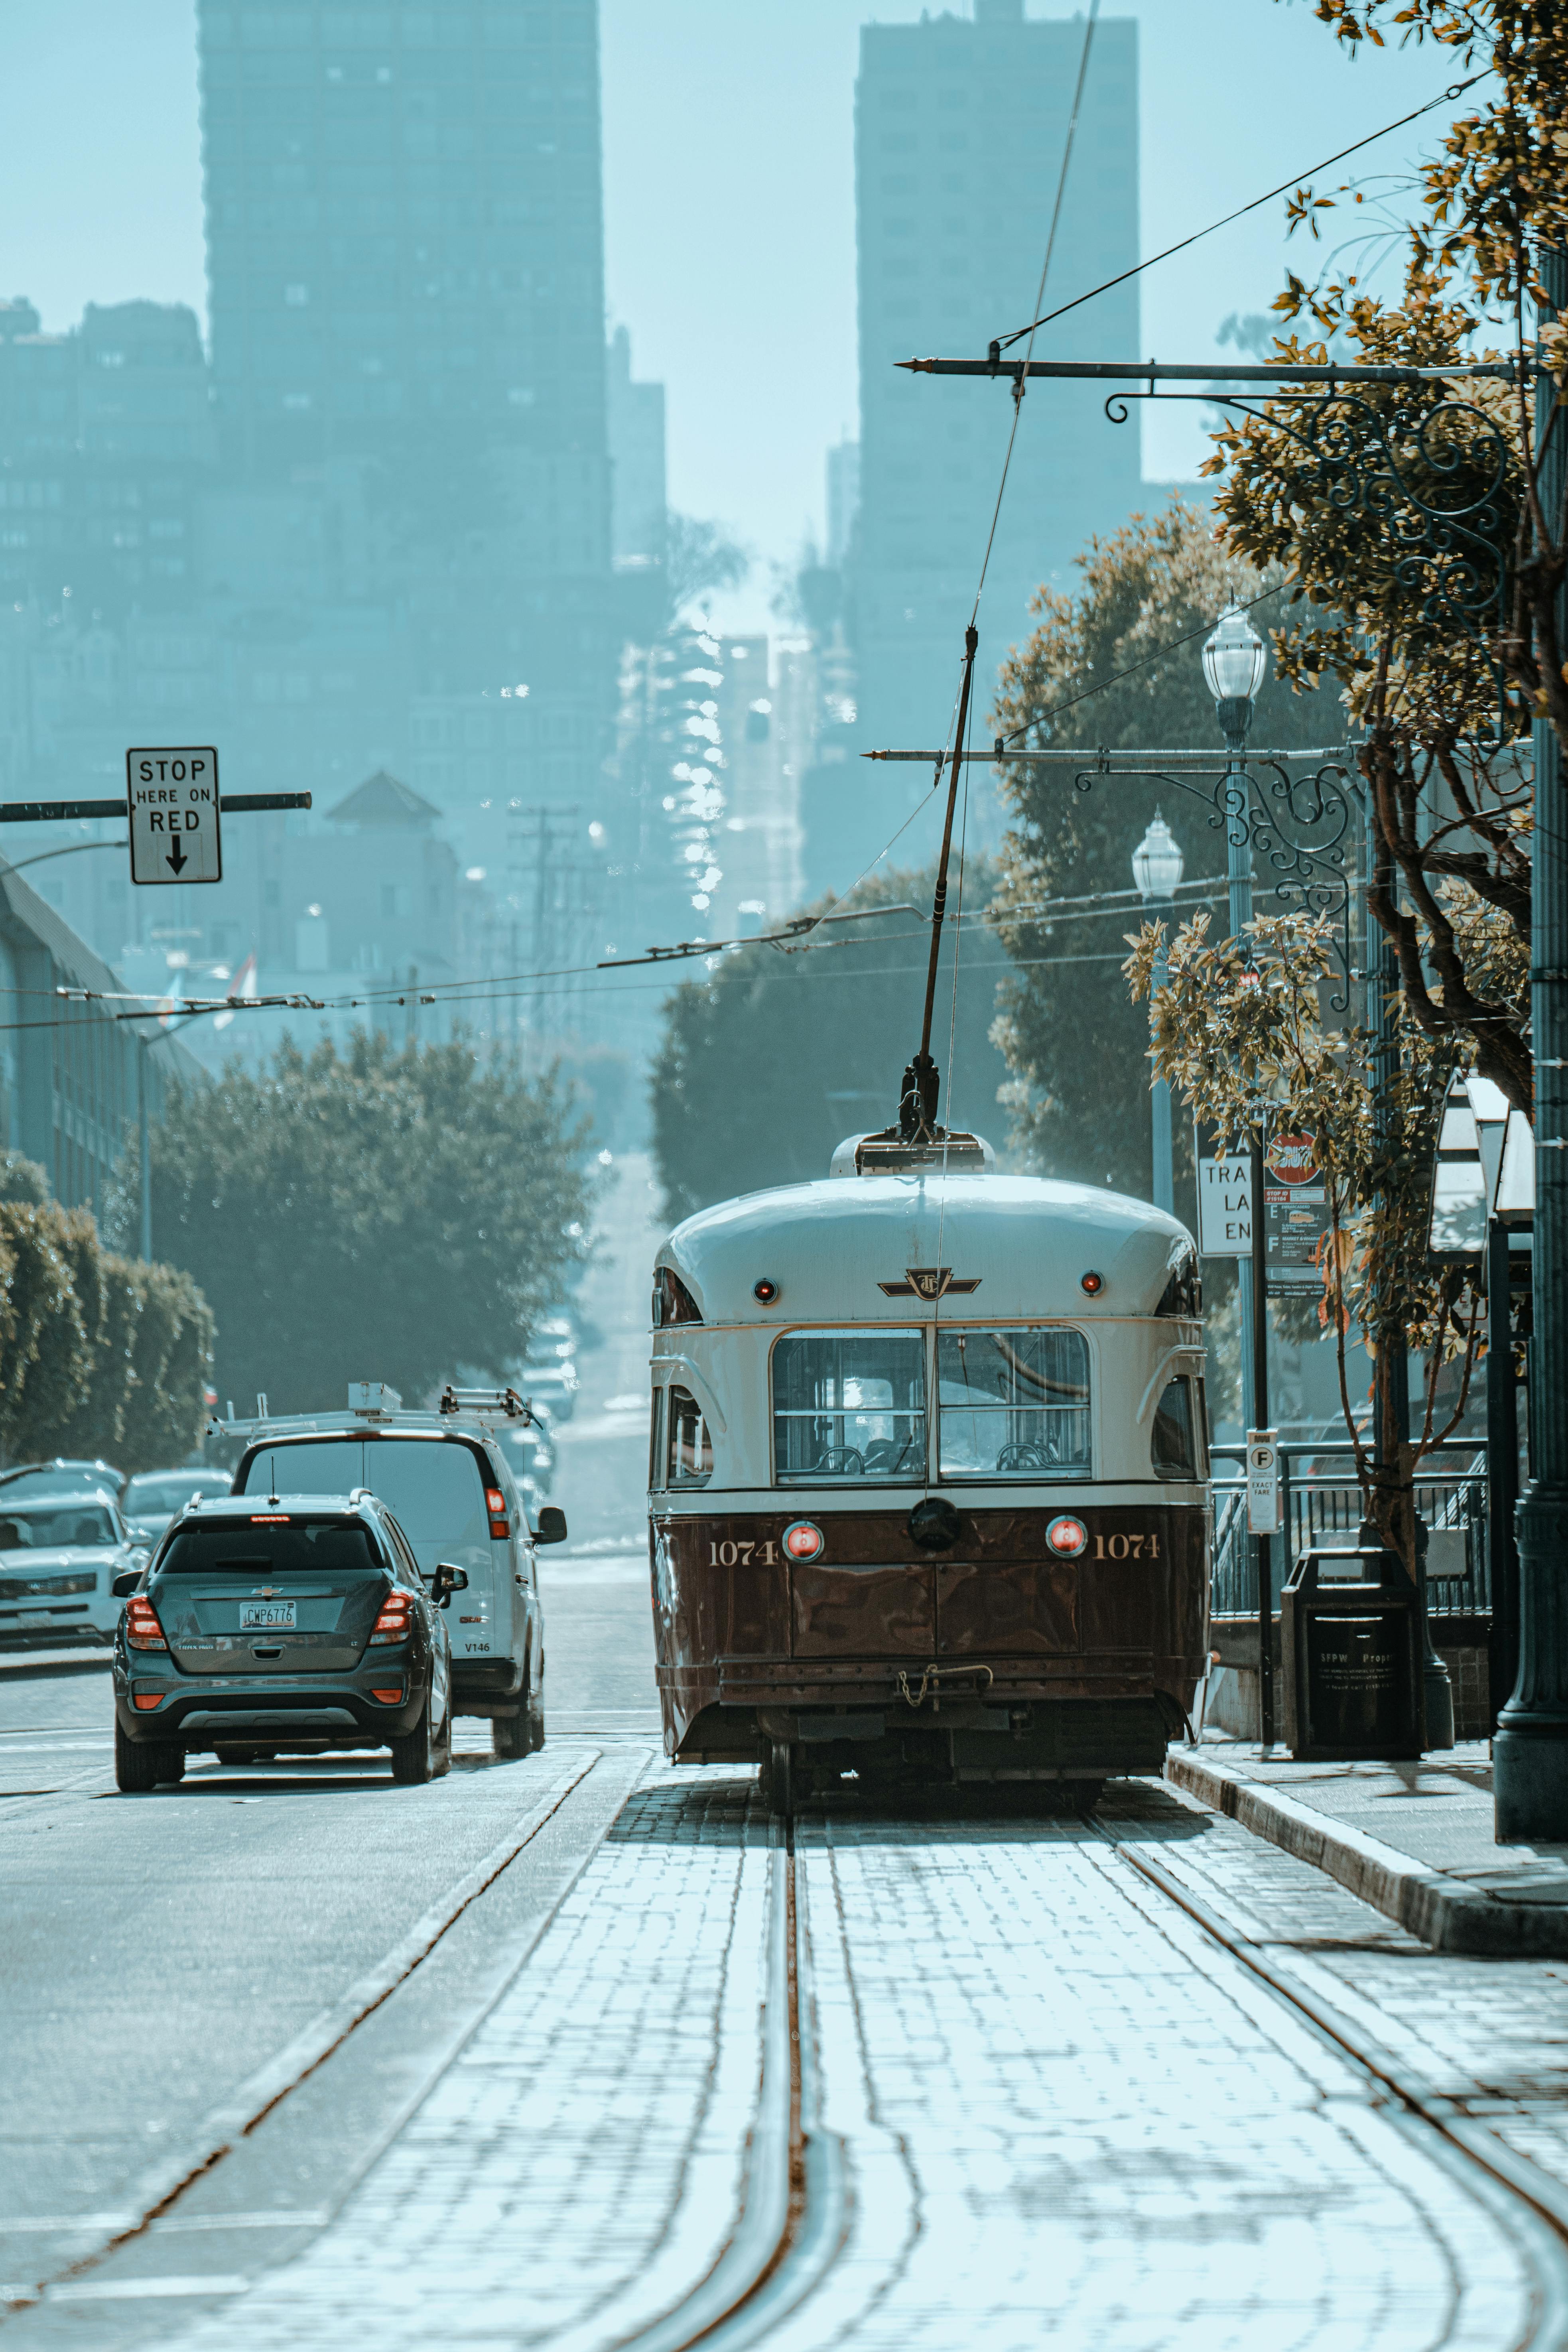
112;1492;459;1791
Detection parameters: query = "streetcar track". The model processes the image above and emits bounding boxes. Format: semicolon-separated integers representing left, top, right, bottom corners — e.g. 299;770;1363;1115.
1102;1825;1568;2350
608;1805;851;2352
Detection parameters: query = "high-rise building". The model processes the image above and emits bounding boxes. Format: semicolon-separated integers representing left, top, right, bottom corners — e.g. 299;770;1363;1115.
849;1;1140;765
606;325;666;566
193;0;619;861
825;439;860;570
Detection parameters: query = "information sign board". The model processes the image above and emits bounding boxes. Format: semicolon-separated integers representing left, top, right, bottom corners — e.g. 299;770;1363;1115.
127;747;222;885
1263;1129;1332;1296
1197;1156;1251;1257
1246;1429;1283;1536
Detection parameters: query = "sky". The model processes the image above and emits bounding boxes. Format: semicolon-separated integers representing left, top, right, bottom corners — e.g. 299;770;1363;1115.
2;2;1467;634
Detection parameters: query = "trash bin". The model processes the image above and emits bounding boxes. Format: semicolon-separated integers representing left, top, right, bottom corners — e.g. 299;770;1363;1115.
1280;1546;1423;1761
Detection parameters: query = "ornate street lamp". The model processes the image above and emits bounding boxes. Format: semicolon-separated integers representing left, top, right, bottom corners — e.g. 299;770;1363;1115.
1133;813;1183;1215
1202;601;1269;747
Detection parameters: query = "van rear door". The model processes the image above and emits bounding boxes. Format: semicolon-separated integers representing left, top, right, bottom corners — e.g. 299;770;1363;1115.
236;1436;499;1661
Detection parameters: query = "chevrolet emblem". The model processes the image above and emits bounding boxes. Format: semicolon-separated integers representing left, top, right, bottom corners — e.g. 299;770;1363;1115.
878;1267;981;1300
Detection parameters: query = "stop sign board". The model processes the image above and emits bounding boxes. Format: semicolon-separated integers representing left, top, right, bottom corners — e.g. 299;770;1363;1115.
127;747;223;885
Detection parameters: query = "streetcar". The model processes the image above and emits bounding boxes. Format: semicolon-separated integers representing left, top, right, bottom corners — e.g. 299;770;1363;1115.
647;1127;1209;1812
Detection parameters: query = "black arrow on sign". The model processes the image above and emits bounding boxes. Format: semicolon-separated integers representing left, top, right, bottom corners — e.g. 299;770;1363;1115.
165;839;189;875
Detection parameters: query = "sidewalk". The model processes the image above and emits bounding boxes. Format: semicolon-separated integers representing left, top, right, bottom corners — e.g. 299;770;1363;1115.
1168;1738;1568;1958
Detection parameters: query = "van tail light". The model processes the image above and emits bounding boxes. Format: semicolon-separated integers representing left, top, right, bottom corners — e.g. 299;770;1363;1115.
126;1595;167;1651
370;1589;414;1645
485;1486;508;1538
370;1685;406;1705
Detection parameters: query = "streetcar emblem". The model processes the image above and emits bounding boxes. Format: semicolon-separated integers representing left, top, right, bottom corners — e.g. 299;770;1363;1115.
878;1267;981;1300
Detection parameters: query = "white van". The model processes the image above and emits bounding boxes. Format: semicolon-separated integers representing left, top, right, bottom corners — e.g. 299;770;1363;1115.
221;1386;564;1757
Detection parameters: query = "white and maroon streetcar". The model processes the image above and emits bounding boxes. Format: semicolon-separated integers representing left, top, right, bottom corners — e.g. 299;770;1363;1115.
646;1137;1209;1814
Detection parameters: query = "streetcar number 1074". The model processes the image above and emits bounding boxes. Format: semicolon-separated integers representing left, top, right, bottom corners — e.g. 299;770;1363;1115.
1093;1533;1159;1559
710;1540;778;1566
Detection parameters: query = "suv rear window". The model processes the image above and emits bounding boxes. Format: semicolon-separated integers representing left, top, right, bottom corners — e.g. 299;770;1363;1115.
159;1522;381;1578
237;1437;492;1574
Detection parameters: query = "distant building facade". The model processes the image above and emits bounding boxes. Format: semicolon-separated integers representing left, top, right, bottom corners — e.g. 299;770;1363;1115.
849;2;1141;764
0;2;636;1062
606;325;666;566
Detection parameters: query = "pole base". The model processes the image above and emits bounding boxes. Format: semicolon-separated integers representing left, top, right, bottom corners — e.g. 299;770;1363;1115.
1423;1657;1455;1751
1493;1711;1568;1843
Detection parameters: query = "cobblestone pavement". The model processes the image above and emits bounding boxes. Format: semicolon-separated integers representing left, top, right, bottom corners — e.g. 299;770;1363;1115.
1107;1779;1568;2242
160;1772;771;2352
767;1797;1554;2352
141;1775;1566;2350
27;1767;1568;2352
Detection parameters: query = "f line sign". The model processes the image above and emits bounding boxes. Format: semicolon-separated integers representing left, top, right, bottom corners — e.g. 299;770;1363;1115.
128;747;222;885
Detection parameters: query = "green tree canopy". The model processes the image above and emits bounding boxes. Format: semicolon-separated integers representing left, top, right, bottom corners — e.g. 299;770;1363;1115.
148;1031;592;1414
650;863;1011;1221
988;497;1336;1195
0;1195;213;1473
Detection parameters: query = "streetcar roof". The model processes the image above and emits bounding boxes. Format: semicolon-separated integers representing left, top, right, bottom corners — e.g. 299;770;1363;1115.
657;1174;1195;1326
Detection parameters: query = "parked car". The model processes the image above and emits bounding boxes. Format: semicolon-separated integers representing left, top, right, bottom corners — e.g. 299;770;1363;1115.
0;1458;125;1503
122;1468;235;1549
112;1490;459;1791
223;1385;565;1759
0;1490;148;1647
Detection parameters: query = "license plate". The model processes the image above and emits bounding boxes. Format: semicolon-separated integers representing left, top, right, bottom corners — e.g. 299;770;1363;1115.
240;1601;296;1630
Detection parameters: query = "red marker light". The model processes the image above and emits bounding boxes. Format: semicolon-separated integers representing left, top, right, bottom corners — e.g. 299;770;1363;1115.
782;1520;824;1562
250;1513;290;1524
1045;1514;1089;1557
1079;1271;1104;1296
753;1279;779;1304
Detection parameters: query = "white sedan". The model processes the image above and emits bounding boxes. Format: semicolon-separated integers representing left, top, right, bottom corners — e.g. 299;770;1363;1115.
0;1490;148;1647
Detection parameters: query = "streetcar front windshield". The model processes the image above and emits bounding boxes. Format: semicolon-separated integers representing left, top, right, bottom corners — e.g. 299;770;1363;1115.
772;1330;926;1483
936;1328;1091;1479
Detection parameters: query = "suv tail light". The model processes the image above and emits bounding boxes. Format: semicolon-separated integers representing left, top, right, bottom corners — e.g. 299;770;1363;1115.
125;1595;167;1651
370;1588;414;1645
485;1485;508;1538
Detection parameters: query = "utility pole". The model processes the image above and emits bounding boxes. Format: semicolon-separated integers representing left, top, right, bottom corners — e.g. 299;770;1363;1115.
1496;249;1568;1839
137;1035;152;1264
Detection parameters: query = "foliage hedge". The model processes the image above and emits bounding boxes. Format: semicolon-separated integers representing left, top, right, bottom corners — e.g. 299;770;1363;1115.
0;1154;213;1475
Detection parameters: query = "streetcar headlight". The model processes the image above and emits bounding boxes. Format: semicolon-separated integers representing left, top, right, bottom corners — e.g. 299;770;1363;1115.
1045;1515;1088;1558
782;1520;824;1562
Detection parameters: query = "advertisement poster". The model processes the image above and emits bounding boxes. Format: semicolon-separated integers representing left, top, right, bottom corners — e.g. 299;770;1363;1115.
1263;1131;1332;1296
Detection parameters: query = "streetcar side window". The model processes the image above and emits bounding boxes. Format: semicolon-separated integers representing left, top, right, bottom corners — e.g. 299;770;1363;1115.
772;1330;926;1483
1151;1377;1199;1480
649;1390;666;1491
667;1387;713;1488
936;1328;1091;1479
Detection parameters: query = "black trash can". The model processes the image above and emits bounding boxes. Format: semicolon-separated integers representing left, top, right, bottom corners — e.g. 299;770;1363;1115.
1280;1547;1423;1761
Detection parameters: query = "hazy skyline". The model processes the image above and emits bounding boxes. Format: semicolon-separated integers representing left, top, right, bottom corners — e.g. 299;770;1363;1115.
4;4;1464;633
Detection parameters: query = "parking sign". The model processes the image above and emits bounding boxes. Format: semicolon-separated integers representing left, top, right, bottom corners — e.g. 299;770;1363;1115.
127;748;223;885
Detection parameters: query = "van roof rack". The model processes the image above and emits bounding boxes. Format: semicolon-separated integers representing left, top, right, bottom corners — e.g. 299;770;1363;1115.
208;1382;538;1442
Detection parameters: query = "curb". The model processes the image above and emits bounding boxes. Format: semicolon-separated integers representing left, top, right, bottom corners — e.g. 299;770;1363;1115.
0;1647;112;1680
1166;1747;1568;1960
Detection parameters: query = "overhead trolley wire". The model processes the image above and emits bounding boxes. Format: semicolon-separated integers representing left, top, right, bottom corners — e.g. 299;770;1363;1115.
992;71;1488;355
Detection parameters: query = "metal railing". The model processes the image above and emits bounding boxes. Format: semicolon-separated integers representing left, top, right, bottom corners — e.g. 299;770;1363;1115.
1209;1442;1489;1621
